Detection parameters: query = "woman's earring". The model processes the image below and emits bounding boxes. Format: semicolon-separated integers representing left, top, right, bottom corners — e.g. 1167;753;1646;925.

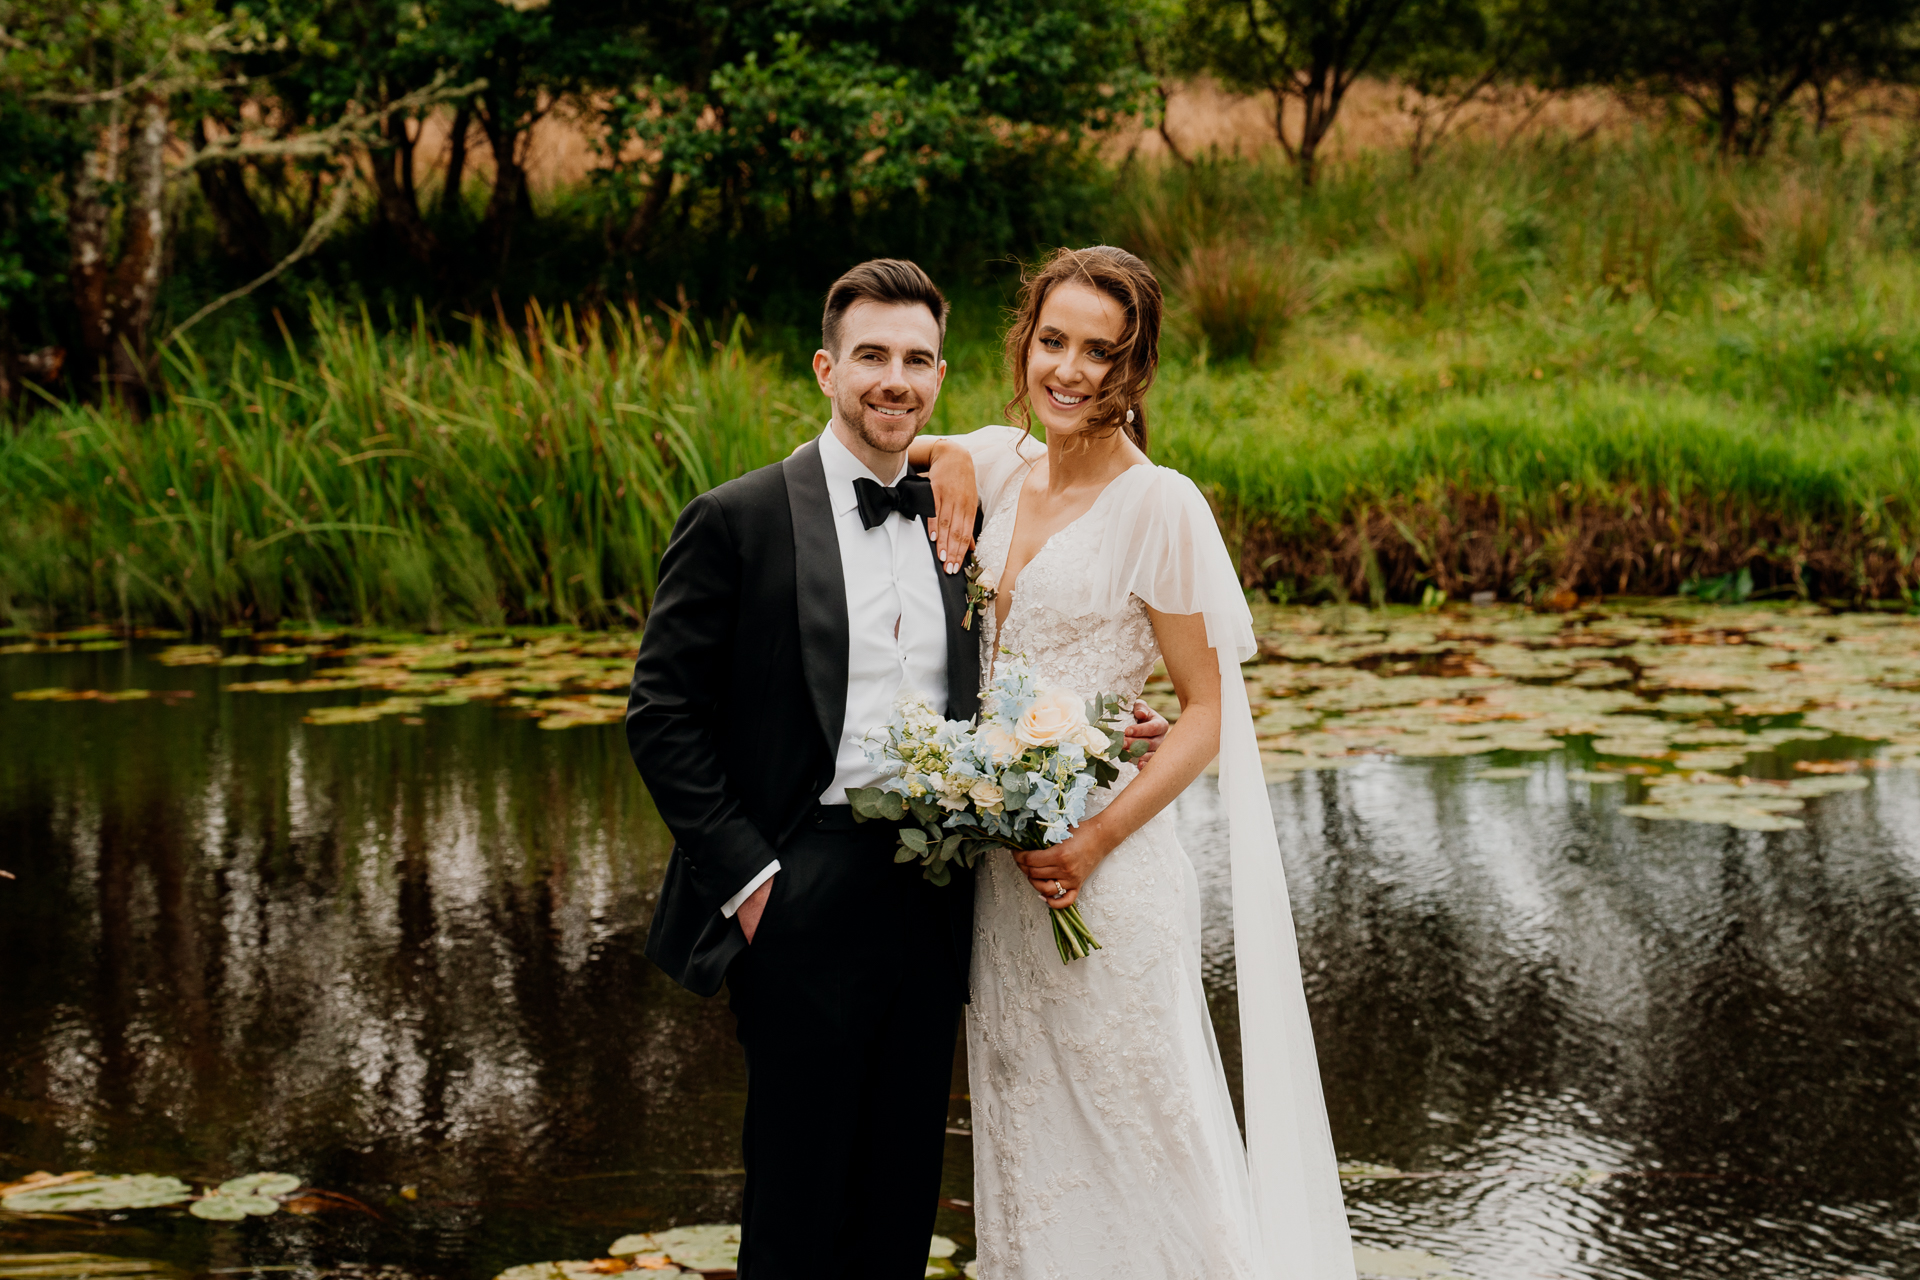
1126;408;1135;424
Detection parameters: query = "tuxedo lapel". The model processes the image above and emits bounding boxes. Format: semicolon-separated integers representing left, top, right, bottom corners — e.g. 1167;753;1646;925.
782;440;848;755
927;510;983;723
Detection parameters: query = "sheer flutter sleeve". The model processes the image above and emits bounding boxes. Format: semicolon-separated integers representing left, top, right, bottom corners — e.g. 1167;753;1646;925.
944;425;1044;517
1079;465;1357;1280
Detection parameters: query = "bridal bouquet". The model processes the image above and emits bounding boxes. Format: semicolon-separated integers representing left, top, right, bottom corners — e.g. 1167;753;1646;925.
847;656;1147;963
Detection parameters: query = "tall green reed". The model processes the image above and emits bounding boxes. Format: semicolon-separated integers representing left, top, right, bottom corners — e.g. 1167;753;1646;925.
0;303;815;630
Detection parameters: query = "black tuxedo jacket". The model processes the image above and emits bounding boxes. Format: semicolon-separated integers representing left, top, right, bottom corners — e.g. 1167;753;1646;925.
626;437;982;996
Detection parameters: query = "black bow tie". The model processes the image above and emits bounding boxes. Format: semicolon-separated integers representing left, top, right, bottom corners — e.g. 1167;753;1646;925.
853;474;936;531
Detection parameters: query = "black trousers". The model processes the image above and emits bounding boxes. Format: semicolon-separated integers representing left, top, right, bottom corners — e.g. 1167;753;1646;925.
726;809;965;1280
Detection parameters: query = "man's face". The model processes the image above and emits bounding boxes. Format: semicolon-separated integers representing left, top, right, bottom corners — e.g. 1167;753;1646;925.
812;299;947;457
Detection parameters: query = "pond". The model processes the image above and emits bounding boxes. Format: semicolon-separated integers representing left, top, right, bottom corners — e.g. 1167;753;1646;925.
3;603;1918;1280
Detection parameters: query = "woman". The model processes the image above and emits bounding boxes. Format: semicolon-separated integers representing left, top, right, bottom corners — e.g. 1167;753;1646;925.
913;247;1353;1279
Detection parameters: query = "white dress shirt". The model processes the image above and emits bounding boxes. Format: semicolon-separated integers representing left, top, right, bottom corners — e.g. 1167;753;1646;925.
721;423;950;917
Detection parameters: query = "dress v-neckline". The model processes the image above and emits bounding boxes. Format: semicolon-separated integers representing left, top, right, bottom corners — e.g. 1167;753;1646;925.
989;462;1150;643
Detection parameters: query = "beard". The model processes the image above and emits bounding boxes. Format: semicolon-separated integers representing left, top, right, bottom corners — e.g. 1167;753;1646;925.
835;387;925;457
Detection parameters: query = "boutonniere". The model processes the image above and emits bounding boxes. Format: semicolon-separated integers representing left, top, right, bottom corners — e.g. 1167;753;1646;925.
962;555;997;630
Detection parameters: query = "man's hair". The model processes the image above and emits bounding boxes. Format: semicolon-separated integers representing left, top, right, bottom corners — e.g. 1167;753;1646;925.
821;259;950;358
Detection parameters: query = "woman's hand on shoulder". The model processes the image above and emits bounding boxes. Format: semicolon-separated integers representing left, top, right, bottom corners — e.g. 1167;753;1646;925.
924;436;978;572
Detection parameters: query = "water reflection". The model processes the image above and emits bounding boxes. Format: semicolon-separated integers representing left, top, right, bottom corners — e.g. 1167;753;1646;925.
1273;762;1920;1278
3;647;1918;1279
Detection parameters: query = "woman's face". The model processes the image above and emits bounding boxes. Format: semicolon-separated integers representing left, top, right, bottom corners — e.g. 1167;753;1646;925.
1025;280;1126;437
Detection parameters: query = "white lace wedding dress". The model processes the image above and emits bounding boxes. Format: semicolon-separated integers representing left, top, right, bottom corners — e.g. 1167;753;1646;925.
954;428;1354;1280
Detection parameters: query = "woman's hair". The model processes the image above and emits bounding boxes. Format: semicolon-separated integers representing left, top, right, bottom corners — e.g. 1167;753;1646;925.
1003;245;1163;452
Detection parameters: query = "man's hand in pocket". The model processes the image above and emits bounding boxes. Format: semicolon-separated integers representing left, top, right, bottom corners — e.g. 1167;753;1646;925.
738;876;774;943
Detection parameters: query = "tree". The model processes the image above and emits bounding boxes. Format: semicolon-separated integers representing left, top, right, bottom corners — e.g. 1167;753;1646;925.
0;1;218;404
1394;0;1551;173
0;0;474;407
1178;0;1456;185
595;0;1152;287
1539;0;1920;155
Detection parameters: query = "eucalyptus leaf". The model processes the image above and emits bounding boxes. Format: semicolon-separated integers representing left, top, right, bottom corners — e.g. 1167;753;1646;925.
900;828;928;854
845;787;885;820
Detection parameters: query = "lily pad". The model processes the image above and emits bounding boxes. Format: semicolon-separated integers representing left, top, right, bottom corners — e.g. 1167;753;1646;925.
216;1173;300;1198
187;1197;250;1222
4;1176;193;1213
1564;770;1624;784
606;1225;739;1273
1338;1162;1407;1179
1352;1246;1474;1280
501;1264;688;1280
0;1254;176;1278
156;646;224;666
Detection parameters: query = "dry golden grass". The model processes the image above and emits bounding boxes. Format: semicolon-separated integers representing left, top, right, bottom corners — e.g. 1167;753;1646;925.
399;77;1918;203
410;78;1643;198
1114;77;1637;163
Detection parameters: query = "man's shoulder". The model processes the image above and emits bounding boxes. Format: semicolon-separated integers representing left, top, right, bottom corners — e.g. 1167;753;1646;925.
695;456;792;517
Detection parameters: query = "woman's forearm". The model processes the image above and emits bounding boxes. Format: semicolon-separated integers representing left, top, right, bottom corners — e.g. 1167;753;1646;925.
907;434;954;467
1080;701;1220;851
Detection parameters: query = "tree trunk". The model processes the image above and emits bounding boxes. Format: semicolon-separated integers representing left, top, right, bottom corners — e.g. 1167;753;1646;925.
193;121;274;276
398;113;418;210
439;101;473;219
478;107;526;267
1297;65;1333;189
1270;90;1298;162
68;134;115;380
107;97;166;406
370;109;438;265
69;97;166;410
616;163;674;256
1153;81;1191;166
1716;66;1740;156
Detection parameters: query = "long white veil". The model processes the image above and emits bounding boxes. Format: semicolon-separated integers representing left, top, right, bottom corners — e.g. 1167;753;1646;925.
1074;463;1357;1280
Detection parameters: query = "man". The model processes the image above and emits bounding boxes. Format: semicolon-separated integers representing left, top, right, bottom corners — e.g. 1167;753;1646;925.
626;259;1165;1279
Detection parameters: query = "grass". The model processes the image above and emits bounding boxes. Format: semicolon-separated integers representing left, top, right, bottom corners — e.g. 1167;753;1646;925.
9;126;1920;628
0;304;814;631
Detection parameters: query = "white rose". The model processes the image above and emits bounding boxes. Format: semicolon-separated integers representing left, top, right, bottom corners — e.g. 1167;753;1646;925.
977;721;1021;765
968;778;1004;807
1075;723;1113;755
1015;687;1089;747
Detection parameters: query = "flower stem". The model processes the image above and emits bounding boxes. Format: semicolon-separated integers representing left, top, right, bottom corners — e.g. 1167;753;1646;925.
1049;903;1102;963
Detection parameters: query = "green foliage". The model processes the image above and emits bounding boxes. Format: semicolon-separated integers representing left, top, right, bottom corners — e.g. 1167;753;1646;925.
0;91;76;339
1534;0;1920;152
0;302;810;629
14;136;1920;620
1680;568;1756;604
